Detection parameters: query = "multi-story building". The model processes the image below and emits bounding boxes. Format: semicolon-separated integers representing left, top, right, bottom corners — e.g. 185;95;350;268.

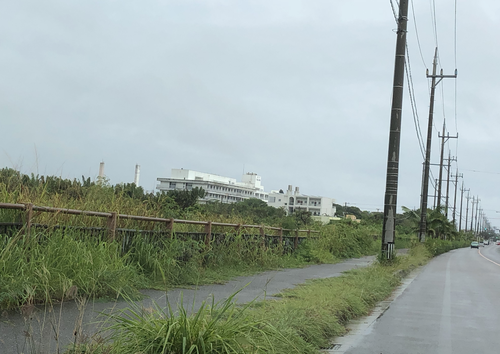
157;169;268;204
268;185;336;219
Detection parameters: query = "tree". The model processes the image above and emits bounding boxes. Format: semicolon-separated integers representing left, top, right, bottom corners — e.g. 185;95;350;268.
293;209;313;226
167;187;205;210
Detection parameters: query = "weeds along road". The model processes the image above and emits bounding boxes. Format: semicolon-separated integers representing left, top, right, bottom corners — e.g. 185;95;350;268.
343;246;500;354
0;255;376;353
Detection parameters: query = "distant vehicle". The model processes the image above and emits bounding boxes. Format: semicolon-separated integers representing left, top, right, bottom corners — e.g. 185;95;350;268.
479;241;484;246
496;240;500;245
484;240;490;245
471;241;479;249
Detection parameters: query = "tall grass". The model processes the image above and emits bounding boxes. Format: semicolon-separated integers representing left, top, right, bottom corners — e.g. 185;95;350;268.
101;292;296;354
424;238;470;256
0;230;142;309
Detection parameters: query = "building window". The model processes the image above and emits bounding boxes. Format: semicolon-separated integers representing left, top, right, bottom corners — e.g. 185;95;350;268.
269;197;275;203
169;182;176;188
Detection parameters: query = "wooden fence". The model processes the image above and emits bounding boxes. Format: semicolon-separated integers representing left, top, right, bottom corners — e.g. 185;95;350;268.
0;202;319;251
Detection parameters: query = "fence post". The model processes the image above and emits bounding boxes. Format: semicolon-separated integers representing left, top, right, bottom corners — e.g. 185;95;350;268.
25;203;33;241
294;229;299;250
235;223;241;235
166;218;174;239
279;227;283;246
107;212;117;241
260;225;265;248
307;229;311;238
205;221;212;247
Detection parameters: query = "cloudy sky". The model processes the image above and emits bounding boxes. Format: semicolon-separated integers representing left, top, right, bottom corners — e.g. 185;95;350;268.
1;0;499;227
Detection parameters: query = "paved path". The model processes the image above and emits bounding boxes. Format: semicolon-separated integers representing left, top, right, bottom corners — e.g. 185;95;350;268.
1;255;375;353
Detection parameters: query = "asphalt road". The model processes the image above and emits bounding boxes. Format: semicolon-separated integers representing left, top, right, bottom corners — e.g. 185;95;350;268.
343;244;500;354
0;255;375;353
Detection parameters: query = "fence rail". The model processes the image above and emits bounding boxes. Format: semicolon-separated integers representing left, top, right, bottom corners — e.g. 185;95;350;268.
0;202;319;251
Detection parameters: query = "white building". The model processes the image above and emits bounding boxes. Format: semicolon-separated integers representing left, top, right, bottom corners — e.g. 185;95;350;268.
157;169;268;204
268;185;336;219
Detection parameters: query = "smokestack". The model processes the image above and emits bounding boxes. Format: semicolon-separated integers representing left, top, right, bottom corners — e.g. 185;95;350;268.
98;162;105;178
288;185;292;192
295;187;299;195
134;164;140;186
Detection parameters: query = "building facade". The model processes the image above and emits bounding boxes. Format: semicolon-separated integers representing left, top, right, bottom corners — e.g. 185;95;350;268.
268;185;336;218
157;169;268;204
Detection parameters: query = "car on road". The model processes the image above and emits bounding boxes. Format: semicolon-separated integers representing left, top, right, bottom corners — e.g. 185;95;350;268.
484;240;490;245
496;240;500;245
471;241;479;249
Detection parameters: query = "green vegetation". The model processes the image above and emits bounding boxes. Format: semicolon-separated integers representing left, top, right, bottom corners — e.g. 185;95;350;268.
0;169;477;353
102;292;294;354
0;168;474;310
68;245;433;354
0;222;380;309
0;230;142;309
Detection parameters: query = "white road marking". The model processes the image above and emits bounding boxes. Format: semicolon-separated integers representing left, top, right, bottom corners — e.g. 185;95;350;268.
478;248;500;267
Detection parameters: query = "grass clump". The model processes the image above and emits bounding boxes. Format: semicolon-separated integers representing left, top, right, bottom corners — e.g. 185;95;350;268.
81;292;297;354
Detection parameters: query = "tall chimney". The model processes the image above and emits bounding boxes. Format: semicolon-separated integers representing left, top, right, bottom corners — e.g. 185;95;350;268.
134;164;140;186
295;186;299;195
98;162;105;178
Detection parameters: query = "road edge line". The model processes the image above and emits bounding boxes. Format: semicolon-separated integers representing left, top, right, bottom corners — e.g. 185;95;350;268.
478;248;500;267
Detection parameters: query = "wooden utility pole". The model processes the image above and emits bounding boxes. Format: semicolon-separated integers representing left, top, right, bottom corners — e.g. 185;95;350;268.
465;193;471;232
381;0;409;259
418;49;457;242
459;184;468;232
470;196;476;233
437;126;458;210
451;170;462;226
433;179;438;209
474;201;480;235
444;154;456;218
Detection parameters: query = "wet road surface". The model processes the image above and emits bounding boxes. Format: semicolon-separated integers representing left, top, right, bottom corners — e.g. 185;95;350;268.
342;245;500;354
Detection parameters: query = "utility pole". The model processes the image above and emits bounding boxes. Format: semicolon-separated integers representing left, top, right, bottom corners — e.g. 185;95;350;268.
475;203;481;235
437;126;458;211
418;48;457;242
479;210;483;235
381;0;409;259
451;170;462;226
459;184;468;232
472;197;479;236
444;153;456;218
476;209;480;235
465;192;470;232
433;179;438;209
470;196;476;233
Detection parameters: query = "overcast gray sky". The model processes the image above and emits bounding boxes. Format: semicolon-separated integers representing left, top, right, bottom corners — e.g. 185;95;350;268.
1;0;499;227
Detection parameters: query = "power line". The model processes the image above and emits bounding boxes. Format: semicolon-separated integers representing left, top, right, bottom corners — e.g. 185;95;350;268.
430;0;440;64
405;45;426;160
410;0;427;67
461;169;500;175
454;0;458;68
453;0;459;163
390;0;398;23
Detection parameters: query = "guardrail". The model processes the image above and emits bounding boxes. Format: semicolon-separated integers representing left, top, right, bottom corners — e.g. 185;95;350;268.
0;202;319;250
